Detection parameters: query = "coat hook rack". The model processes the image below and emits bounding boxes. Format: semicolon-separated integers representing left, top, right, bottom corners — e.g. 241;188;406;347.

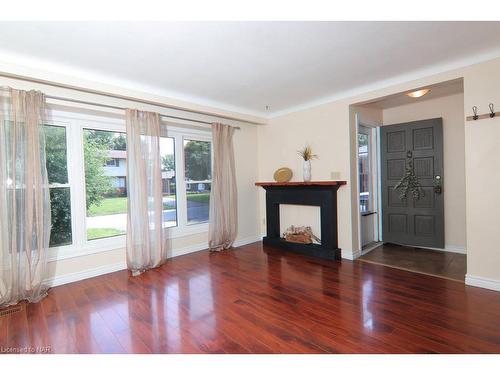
466;103;499;122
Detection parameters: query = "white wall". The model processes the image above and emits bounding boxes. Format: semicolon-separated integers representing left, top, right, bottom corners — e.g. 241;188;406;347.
257;101;353;257
382;93;466;251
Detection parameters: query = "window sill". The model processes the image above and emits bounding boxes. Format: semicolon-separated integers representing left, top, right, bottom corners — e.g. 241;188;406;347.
48;223;209;262
167;222;209;238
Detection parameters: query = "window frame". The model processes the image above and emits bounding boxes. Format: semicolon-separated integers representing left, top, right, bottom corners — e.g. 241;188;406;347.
164;124;213;236
46;110;212;262
358;130;372;213
44;122;73;248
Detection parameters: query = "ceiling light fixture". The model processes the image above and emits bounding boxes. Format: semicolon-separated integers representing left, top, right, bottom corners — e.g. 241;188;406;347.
406;89;430;98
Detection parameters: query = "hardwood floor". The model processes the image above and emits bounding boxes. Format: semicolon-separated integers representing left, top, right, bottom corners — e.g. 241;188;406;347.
359;243;466;281
1;241;500;353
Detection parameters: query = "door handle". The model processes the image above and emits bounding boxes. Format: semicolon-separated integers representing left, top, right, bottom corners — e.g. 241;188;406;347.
434;175;442;194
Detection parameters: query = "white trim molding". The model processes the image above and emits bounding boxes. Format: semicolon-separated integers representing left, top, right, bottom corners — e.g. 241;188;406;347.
443;245;467;254
342;250;361;261
465;274;500;292
46;235;262;288
47;261;127;288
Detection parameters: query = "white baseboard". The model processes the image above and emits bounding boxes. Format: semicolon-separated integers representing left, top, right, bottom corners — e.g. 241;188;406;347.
234;235;262;247
46;235;262;288
442;245;467;254
342;250;361;260
465;274;500;292
47;261;127;287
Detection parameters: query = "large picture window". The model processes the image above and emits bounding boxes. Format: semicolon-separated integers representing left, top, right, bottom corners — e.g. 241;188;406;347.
43;111;213;260
83;129;128;240
184;139;212;224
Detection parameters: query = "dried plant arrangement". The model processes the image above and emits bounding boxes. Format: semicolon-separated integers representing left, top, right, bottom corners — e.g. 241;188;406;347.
297;145;318;161
394;159;423;200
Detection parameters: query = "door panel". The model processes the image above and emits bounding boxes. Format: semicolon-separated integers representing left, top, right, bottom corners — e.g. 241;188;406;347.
381;118;444;248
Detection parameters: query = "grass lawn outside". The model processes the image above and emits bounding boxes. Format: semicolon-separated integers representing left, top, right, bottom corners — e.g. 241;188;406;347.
87;228;125;240
88;194;207;217
187;193;210;203
87;197;128;217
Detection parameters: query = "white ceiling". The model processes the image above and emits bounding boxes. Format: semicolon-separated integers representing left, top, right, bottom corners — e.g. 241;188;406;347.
0;22;499;117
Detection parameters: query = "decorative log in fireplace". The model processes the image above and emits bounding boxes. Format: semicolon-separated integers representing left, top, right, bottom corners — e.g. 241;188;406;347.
255;181;347;260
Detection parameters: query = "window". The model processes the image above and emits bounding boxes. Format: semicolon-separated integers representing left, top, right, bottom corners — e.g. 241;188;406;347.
358;126;374;213
40;110;212;261
44;125;72;247
160;137;177;227
184;139;211;224
83;129;127;241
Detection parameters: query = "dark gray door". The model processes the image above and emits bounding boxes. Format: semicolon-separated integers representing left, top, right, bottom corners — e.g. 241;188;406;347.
381;118;444;248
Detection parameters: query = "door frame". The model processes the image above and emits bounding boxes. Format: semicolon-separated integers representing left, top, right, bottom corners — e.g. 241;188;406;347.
355;114;382;253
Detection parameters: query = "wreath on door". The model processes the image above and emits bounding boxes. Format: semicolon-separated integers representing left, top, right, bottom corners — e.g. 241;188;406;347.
394;158;423;201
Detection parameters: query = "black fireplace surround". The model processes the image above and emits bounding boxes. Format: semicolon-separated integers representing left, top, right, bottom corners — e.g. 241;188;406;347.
255;181;347;260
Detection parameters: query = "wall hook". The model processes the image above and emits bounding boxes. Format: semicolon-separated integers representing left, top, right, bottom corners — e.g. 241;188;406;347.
489;103;496;118
472;106;479;120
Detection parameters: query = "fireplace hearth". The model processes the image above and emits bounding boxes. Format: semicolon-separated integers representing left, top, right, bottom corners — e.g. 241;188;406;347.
255;181;347;260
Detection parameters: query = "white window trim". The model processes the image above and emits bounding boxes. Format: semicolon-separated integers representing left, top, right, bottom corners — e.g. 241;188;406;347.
164;124;212;237
46;110;212;262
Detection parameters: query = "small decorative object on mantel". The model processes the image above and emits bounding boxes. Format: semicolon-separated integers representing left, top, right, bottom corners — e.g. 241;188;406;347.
283;225;321;245
394;158;423;201
273;167;293;183
297;145;318;182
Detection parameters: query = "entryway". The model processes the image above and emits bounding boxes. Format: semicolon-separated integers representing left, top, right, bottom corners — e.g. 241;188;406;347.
354;78;467;281
358;243;466;281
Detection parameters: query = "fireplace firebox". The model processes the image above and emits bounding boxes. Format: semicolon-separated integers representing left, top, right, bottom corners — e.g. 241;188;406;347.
255;181;347;260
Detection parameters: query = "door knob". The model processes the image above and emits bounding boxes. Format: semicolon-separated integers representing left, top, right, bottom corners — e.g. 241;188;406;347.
434;175;442;194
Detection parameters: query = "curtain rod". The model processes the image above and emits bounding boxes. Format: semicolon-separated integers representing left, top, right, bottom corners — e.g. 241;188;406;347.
47;95;240;129
0;71;265;126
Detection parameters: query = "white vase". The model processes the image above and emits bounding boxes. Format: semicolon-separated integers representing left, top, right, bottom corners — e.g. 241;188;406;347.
303;160;311;182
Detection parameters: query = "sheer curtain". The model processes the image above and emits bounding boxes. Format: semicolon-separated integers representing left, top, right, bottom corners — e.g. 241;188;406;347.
208;123;237;251
0;88;51;307
125;109;167;276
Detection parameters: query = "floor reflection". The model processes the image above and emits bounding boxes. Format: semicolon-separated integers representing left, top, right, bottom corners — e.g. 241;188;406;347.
361;277;374;331
164;280;181;351
187;272;216;338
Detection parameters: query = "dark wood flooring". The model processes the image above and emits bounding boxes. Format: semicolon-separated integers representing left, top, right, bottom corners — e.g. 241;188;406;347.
359;243;466;281
1;241;499;354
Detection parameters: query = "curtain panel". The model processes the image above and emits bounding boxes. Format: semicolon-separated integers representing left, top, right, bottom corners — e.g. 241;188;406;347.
208;123;237;251
0;88;51;307
125;109;167;276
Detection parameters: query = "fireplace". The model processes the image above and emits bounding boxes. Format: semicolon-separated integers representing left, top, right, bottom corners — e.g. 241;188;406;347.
255;181;347;260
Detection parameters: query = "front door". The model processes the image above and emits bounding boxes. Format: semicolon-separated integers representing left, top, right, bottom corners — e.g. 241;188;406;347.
381;118;444;248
